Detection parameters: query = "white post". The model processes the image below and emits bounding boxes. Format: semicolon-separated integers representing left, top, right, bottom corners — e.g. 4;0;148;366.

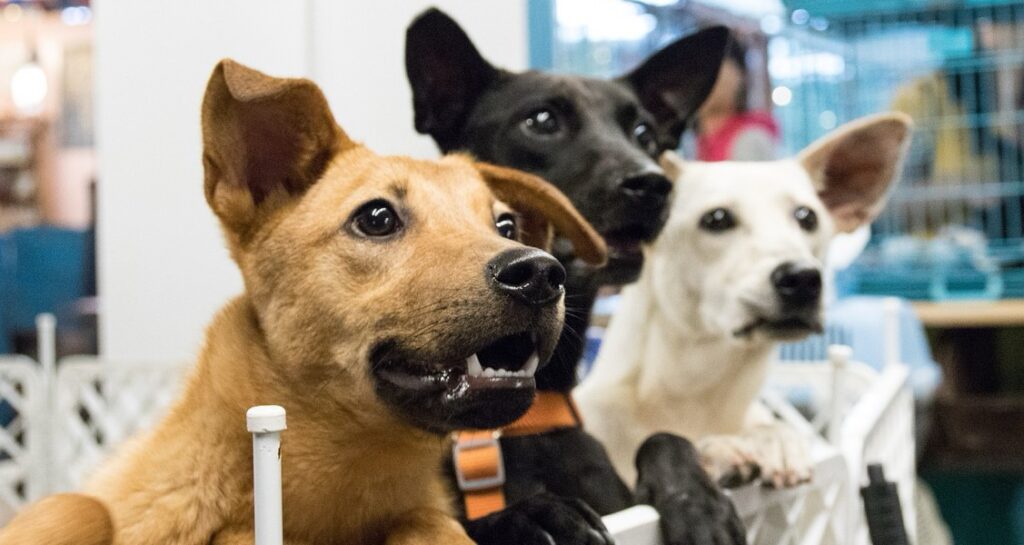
828;344;852;445
882;297;901;368
36;313;56;495
247;405;286;545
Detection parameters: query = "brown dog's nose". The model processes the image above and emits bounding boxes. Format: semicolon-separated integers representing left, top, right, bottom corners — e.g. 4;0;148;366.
618;172;672;210
771;262;822;309
488;248;566;307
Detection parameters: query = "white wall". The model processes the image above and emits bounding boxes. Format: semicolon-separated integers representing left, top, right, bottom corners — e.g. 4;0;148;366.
96;0;528;362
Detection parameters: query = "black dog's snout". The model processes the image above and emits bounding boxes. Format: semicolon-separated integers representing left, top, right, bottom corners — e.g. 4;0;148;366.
771;262;822;308
488;248;566;307
618;173;672;209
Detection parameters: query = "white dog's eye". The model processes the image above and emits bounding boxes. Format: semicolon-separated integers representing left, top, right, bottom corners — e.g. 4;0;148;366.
699;208;737;233
794;206;818;232
496;213;518;240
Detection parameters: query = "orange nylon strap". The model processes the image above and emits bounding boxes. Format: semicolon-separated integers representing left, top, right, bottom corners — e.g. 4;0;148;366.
503;391;582;436
455;392;583;520
453;430;506;520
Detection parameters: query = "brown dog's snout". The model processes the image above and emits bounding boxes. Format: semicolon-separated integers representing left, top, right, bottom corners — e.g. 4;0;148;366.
487;248;566;307
771;262;822;309
618;172;672;210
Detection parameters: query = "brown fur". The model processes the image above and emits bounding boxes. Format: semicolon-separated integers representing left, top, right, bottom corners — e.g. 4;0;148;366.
0;59;605;545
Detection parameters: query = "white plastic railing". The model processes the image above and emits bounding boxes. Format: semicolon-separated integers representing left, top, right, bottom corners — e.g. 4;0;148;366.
0;313;916;545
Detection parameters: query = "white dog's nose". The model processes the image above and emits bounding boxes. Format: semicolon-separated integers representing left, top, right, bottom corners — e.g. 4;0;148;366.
770;262;822;309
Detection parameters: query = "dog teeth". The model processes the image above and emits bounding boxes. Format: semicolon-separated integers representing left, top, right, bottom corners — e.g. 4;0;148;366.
466;354;483;377
522;353;539;377
467;353;539;380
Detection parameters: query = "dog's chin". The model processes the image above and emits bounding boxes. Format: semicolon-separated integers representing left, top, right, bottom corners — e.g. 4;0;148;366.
370;331;554;434
732;314;824;342
597;241;644;284
585;224;661;286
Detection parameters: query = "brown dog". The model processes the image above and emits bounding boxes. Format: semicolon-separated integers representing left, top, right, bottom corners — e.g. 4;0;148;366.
0;59;606;545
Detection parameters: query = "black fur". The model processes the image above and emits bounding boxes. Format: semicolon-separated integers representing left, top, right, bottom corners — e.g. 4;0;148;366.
407;8;743;545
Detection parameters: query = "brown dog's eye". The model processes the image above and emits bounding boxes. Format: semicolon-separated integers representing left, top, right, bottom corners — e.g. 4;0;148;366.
699;207;736;233
794;206;818;232
351;199;402;238
496;213;517;240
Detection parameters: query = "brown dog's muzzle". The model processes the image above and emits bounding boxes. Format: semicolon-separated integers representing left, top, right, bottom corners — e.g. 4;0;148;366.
487;248;566;307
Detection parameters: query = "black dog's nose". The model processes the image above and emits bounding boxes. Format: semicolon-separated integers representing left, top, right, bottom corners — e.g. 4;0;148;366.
618;173;672;209
771;262;822;308
488;248;566;307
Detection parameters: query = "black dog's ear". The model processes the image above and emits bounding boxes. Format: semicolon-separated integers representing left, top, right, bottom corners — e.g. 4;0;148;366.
620;26;730;149
405;8;498;151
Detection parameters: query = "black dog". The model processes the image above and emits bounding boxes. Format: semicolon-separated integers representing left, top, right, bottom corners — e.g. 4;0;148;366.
406;9;745;545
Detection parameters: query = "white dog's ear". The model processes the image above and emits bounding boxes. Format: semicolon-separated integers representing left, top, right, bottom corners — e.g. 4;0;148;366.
658;150;686;181
798;113;912;233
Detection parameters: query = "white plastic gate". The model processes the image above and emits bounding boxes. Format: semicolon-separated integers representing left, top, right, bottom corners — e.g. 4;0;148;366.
0;314;916;545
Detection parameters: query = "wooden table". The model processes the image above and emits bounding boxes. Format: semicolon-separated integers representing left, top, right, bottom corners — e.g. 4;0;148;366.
911;299;1024;328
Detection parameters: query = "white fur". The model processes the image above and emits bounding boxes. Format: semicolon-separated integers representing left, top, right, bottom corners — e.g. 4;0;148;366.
576;114;911;488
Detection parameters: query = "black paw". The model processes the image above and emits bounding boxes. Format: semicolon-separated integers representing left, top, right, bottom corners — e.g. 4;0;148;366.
635;433;747;545
464;493;614;545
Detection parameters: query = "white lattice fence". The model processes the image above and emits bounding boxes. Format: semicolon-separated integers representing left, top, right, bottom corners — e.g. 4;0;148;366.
50;357;187;492
0;356;44;522
843;364;916;545
733;444;850;545
0;335;914;544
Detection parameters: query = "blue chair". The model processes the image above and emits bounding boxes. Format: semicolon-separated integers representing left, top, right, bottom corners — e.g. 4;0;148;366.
0;233;12;354
8;227;90;333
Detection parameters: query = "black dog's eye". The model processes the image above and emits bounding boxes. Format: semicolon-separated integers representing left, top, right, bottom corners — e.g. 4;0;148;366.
794;206;818;232
521;108;561;137
633;122;658;155
699;208;737;233
496;213;517;240
351;200;402;238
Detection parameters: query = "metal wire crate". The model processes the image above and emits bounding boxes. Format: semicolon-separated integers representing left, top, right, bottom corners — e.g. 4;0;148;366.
779;0;1024;299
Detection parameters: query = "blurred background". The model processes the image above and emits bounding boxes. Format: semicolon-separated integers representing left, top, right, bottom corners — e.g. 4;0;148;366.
2;0;1024;543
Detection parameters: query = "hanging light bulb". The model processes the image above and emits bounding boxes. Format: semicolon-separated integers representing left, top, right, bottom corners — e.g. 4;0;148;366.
11;50;48;115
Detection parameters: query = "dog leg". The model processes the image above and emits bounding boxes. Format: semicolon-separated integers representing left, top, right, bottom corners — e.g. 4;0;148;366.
697;435;761;488
743;422;812;489
386;508;474;545
635;434;747;545
0;493;113;545
464;493;613;545
212;528;312;545
212;528;315;540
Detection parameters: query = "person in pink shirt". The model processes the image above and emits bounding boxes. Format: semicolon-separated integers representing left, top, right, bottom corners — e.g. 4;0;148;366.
696;39;780;162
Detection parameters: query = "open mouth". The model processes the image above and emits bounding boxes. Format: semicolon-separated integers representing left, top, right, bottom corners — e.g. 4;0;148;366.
467;331;540;383
373;331;540;392
603;224;652;261
371;330;544;432
733;316;824;339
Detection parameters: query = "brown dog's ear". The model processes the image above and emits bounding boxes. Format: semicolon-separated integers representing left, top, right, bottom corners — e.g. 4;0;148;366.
476;163;607;266
201;59;352;234
798;112;912;233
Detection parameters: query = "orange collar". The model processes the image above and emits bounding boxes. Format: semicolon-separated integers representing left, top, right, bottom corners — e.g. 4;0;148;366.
453;391;582;520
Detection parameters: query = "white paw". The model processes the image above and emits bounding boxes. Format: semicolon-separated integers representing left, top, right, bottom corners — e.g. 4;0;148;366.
745;425;812;489
697;435;761;488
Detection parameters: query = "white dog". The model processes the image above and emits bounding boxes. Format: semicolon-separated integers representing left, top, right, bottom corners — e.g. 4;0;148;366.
576;113;912;488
